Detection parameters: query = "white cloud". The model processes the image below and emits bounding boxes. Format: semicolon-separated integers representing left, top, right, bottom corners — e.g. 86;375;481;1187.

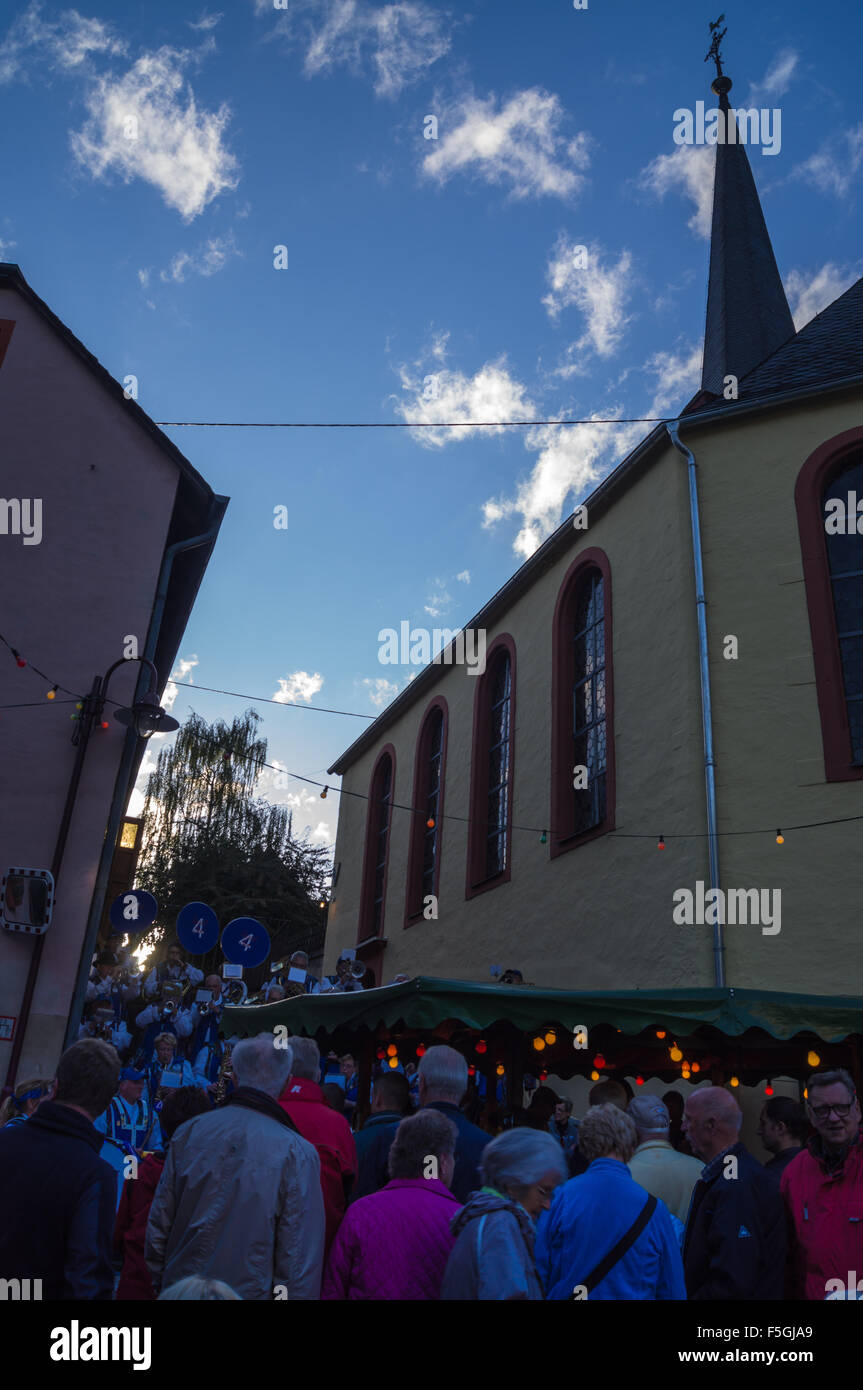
543;237;634;360
361;675;401;707
641;342;702;417
161;654;199;716
395;345;536;447
0;3;126;84
0;237;16;258
159;232;240;283
273;671;325;704
456;569;470;583
746;48;798;105
422;88;590;201
482;415;637;561
785;263;860;330
480;342;704;561
638;144;715;239
424;580;451;618
262;0;450;99
188;11;223;31
70;45;240;221
792;125;863;200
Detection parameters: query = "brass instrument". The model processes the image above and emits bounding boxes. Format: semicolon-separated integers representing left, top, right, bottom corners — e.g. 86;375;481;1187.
159;981;184;1018
214;1042;234;1103
222;978;248;1006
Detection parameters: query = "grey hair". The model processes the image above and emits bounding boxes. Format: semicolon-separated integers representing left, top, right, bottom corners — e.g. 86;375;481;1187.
481;1129;567;1194
288;1036;320;1081
418;1044;468;1103
159;1276;240;1301
628;1095;670;1135
231;1033;293;1099
388;1110;458;1179
808;1068;857;1103
579;1104;638;1163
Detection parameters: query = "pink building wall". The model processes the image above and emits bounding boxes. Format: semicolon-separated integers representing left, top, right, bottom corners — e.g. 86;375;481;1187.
0;285;184;1078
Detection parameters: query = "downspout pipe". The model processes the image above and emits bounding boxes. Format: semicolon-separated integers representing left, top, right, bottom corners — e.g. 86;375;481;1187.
666;421;726;988
61;512;223;1054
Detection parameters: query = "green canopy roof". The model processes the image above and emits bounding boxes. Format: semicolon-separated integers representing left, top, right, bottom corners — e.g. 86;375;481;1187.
225;978;863;1043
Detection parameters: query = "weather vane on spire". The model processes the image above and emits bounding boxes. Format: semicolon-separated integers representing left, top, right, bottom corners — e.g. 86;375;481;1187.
705;15;727;79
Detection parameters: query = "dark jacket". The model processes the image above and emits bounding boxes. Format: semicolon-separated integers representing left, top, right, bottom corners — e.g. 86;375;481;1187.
0;1101;116;1300
425;1102;490;1204
353;1111;403;1201
683;1142;785;1300
763;1145;803;1187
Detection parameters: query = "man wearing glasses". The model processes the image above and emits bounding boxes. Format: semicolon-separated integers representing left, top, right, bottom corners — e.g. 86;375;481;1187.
781;1068;863;1300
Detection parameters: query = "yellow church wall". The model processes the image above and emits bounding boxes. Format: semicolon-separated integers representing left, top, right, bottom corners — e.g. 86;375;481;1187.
326;392;863;998
691;394;863;994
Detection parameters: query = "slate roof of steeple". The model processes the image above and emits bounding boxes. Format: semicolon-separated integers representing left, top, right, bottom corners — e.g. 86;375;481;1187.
701;74;796;397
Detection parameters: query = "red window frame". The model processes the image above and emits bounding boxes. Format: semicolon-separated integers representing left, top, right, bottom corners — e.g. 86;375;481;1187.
405;697;448;926
550;547;616;856
795;426;863;782
465;634;516;899
357;744;397;941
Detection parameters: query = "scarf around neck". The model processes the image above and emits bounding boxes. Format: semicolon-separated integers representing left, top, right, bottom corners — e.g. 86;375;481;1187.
222;1086;300;1134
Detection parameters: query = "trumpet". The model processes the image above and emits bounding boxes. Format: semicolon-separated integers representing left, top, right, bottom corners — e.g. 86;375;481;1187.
214;1042;234;1102
159;981;184;1018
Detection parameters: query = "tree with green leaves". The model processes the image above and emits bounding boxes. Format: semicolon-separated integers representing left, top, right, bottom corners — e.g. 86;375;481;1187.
135;708;331;981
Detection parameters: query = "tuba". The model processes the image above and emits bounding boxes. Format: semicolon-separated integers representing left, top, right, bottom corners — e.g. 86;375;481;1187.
222;978;248;1006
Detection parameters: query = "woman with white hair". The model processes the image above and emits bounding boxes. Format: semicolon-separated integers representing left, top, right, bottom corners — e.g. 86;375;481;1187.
441;1128;567;1299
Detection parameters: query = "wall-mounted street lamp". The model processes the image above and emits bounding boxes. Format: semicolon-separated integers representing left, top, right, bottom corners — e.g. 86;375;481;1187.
103;657;179;739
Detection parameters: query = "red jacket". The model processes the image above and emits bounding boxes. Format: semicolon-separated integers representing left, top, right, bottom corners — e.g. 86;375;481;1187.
781;1130;863;1300
279;1077;357;1253
114;1152;165;1300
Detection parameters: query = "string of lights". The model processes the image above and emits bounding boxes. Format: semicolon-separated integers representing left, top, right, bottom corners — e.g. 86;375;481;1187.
4;631;861;846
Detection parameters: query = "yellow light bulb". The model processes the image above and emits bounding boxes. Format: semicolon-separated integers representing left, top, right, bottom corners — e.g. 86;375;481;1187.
590;1070;599;1081
544;1030;557;1046
532;1036;546;1052
729;1076;739;1087
807;1050;820;1068
669;1046;682;1062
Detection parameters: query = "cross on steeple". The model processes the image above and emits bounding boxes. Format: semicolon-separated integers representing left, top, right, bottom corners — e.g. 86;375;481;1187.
705;15;727;81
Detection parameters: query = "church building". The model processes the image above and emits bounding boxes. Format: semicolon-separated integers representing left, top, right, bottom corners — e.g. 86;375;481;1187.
323;53;863;998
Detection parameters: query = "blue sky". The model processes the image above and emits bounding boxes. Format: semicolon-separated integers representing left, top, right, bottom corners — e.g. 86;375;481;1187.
2;0;861;852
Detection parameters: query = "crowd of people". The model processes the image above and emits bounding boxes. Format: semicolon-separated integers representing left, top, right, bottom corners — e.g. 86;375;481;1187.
0;1017;861;1301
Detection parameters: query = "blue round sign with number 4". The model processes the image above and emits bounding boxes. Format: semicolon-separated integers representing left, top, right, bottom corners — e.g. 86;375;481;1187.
176;902;220;955
221;916;270;968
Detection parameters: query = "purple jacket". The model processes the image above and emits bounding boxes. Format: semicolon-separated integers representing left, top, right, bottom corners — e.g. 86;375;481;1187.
322;1178;461;1300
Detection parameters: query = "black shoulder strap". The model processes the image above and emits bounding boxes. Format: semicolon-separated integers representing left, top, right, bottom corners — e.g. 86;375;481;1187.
576;1192;658;1297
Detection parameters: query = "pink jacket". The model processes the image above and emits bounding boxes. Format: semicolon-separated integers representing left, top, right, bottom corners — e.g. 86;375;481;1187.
781;1131;863;1299
322;1178;461;1300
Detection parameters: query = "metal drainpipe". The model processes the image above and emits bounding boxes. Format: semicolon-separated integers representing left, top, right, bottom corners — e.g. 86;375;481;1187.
666;421;726;988
60;515;222;1055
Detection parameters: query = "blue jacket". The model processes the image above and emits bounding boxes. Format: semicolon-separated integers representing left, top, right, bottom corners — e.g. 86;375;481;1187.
0;1101;116;1299
425;1102;490;1205
352;1111;402;1201
535;1158;686;1300
442;1190;544;1300
682;1142;785;1300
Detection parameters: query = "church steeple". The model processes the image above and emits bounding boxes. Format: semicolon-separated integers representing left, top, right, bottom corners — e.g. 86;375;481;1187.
700;19;795;396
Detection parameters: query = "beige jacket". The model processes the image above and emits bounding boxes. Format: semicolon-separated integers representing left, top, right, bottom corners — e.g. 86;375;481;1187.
146;1098;325;1300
